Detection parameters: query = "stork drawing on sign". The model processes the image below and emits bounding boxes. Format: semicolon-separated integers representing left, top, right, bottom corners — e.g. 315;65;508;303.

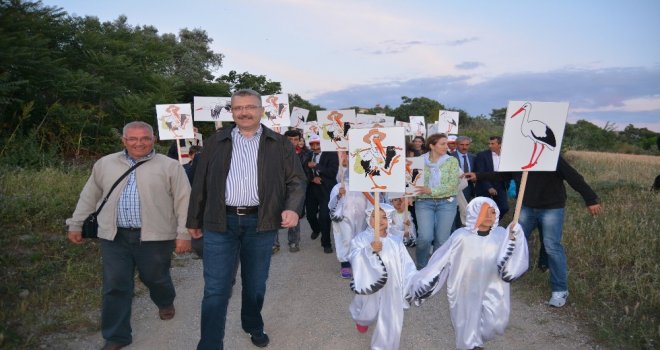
510;102;557;170
351;129;402;189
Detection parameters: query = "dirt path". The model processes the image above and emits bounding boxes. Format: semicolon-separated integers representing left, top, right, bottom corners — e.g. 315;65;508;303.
54;220;602;350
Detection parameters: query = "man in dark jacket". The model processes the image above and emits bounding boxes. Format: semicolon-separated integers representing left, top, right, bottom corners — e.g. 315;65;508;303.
304;134;338;254
464;155;602;308
187;89;306;349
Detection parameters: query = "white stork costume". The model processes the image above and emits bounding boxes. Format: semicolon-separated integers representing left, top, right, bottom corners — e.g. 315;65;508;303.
348;204;417;350
329;167;369;263
406;197;529;350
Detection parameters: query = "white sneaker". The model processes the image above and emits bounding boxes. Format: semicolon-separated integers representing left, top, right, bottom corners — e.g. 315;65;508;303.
548;291;569;307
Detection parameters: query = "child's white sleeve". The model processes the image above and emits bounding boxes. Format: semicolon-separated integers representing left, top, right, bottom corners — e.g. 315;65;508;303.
406;235;454;306
348;233;387;295
497;223;529;282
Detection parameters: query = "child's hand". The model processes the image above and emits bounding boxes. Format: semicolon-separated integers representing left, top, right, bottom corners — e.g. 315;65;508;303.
371;241;383;253
339;187;346;198
404;219;410;226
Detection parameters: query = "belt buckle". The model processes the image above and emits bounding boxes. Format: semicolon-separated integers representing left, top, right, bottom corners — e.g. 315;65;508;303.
236;206;247;216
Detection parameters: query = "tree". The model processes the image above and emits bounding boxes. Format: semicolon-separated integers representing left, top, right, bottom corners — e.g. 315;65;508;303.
391;96;444;123
489;107;506;126
216;70;281;95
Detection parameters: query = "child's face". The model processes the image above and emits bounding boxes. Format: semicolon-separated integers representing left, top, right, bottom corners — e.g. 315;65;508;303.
390;198;405;212
369;209;388;237
476;204;497;231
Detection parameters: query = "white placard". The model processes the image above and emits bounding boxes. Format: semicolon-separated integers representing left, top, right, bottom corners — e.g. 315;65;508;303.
318;109;356;152
409;116;427;139
404;156;425;196
348;127;406;193
290;107;309;129
193;96;233;122
499;101;568;172
261;94;291;128
155;104;194;140
438;110;459;135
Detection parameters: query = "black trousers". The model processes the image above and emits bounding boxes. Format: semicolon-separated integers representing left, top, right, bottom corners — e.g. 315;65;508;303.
305;183;332;248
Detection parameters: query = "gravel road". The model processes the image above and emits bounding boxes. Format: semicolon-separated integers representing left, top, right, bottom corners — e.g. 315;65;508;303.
55;220;602;350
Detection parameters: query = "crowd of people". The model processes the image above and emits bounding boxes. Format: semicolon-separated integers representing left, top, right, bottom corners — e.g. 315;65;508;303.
66;89;603;350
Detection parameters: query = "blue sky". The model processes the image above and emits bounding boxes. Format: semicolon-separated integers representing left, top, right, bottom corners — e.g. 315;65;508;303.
42;0;660;131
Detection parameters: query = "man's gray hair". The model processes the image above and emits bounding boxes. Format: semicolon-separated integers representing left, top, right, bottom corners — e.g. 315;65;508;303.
123;121;154;137
231;89;262;106
456;136;472;143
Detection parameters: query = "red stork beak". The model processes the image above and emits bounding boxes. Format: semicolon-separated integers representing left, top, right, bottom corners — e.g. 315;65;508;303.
374;137;385;156
511;106;525;118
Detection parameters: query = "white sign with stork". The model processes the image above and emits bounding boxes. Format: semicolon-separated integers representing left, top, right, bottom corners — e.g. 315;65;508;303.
499;101;568;172
438;110;459;135
499;100;569;239
348;126;406;242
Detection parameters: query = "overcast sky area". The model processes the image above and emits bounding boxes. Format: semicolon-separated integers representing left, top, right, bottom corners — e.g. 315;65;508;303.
42;0;660;131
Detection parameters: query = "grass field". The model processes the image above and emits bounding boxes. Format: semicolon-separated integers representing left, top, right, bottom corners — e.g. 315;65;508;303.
0;151;658;349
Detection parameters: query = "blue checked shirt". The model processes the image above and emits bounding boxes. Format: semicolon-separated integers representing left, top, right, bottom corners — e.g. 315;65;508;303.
116;150;153;228
225;126;261;206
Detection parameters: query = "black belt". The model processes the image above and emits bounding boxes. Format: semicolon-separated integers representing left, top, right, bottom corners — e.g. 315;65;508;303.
226;206;258;215
118;227;141;231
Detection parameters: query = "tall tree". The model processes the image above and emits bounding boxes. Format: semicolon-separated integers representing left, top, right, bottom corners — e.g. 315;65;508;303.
216;70;281;95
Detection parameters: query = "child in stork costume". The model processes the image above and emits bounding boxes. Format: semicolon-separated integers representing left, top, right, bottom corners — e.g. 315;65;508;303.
406;197;529;350
348;204;417;350
389;197;416;247
329;152;371;279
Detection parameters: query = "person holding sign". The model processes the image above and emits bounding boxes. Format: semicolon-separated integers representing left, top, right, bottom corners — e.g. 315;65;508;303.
464;155;602;307
348;204;417;350
406;197;528;350
414;133;461;268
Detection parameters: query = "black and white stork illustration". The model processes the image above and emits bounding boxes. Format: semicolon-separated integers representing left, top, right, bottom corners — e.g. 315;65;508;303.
352;129;402;190
510;102;557;170
196;101;231;120
325;110;351;149
160;104;190;138
440;111;458;134
263;95;287;126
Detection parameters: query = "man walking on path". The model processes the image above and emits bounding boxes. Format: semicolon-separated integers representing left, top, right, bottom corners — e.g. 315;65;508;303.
67;121;192;350
186;89;306;349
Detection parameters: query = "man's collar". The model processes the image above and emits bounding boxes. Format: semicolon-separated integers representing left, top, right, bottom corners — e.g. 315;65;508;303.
123;149;155;162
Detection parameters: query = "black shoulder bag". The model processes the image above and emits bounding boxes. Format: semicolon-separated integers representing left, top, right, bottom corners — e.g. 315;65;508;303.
82;160;149;239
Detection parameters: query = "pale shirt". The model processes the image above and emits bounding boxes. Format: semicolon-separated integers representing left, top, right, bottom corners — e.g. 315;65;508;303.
491;151;500;171
225;126;261;206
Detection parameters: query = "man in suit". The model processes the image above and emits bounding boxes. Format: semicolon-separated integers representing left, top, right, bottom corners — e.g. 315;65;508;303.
474;136;509;219
304;135;338;253
451;136;476;228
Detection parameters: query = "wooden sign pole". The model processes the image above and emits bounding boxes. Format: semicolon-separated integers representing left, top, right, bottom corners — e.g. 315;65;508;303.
510;170;529;239
374;192;381;243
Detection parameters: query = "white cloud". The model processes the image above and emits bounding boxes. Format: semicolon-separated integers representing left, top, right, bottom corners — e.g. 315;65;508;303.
572;95;660;113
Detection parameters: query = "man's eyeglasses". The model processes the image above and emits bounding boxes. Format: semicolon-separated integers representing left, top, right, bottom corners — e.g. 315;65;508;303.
124;137;153;143
231;105;261;112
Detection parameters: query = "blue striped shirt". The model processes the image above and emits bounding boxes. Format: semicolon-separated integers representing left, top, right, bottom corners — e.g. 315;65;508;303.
116;150;154;228
225;126;261;206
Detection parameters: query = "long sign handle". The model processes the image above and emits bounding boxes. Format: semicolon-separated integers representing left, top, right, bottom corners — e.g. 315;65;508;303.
510;170;529;239
374;192;381;243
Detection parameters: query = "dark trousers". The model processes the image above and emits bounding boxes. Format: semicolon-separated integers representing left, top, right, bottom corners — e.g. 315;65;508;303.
100;229;175;345
305;183;332;248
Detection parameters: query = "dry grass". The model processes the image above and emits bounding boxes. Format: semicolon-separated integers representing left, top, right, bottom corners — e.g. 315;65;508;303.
515;151;659;349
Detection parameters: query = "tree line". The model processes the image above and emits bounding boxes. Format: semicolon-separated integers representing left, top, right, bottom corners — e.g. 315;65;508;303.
1;0;657;168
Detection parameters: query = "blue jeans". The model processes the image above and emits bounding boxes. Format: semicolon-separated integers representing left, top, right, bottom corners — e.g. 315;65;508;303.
414;198;458;268
519;206;567;292
100;229;175;345
197;213;277;350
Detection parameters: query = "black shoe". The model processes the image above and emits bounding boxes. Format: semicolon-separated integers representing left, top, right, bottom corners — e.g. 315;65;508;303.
323;246;333;254
250;331;269;347
311;231;320;240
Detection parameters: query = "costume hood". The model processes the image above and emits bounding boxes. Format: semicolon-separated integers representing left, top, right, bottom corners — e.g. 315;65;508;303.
464;196;500;233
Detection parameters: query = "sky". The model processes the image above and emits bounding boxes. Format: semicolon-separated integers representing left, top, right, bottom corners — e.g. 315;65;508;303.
42;0;660;131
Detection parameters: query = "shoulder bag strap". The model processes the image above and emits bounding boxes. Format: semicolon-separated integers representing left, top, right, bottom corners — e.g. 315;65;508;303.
93;159;150;215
